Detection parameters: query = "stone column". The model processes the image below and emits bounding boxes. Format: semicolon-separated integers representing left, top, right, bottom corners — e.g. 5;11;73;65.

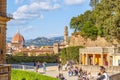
85;54;88;65
83;54;85;65
107;55;110;66
101;54;103;66
79;53;82;65
93;54;95;65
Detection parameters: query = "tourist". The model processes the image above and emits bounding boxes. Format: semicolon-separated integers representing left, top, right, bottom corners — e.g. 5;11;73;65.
34;61;37;72
68;68;72;77
36;61;40;69
42;62;46;73
36;61;40;72
58;63;62;71
74;66;79;76
64;62;69;71
97;66;109;80
56;73;66;80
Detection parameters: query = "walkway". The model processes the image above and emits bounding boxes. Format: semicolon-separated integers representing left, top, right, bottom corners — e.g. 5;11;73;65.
38;66;78;80
12;64;78;80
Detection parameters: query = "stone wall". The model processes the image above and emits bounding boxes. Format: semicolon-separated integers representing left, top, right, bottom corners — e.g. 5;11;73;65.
110;73;120;80
69;34;119;47
80;65;120;76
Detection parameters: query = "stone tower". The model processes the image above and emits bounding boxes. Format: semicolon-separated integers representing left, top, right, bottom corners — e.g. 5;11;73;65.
0;0;12;64
64;26;68;45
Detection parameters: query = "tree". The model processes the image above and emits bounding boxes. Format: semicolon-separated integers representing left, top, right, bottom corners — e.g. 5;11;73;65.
70;0;120;43
90;0;100;10
95;0;120;41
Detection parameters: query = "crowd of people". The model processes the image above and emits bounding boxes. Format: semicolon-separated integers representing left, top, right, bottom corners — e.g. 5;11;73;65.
57;61;109;80
34;60;109;80
34;61;46;73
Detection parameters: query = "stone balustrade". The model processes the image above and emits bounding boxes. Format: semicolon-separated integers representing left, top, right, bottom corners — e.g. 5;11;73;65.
110;73;120;80
79;65;120;76
0;64;11;80
80;47;118;54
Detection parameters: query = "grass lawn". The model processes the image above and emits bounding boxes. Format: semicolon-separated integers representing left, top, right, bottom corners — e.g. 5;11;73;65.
11;69;59;80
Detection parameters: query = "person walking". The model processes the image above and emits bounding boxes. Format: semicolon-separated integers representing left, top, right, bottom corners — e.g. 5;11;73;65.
42;62;46;73
97;66;109;80
58;63;62;71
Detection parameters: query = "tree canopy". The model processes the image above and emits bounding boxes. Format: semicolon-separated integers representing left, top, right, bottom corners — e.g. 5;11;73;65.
70;0;120;42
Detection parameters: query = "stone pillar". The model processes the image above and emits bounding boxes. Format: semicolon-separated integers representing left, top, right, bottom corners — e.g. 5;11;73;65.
93;54;95;65
107;55;110;66
101;54;103;66
79;53;82;65
85;54;88;65
82;54;85;65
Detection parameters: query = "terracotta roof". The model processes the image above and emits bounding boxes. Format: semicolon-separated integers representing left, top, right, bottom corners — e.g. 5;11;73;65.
12;32;25;44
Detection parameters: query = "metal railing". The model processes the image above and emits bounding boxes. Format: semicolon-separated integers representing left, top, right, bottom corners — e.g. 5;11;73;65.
11;64;35;71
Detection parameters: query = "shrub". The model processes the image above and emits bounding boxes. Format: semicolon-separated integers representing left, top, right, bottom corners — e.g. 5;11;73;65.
6;55;59;64
59;46;83;64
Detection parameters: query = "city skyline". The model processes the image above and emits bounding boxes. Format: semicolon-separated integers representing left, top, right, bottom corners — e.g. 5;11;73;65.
7;0;91;39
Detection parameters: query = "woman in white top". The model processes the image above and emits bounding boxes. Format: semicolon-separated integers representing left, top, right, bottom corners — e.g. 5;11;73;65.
97;66;109;80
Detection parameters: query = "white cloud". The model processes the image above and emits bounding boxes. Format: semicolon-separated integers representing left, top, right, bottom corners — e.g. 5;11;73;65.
21;26;33;32
64;0;84;5
47;33;63;38
15;0;25;4
13;0;61;25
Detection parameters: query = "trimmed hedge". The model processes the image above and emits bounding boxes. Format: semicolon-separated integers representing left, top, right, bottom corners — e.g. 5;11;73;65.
6;55;59;64
59;46;83;64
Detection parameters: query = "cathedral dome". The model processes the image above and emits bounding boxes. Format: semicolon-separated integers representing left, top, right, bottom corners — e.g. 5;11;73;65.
12;32;25;44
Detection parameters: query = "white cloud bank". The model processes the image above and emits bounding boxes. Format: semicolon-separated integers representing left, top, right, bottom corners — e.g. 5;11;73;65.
15;0;25;4
13;1;60;20
65;0;84;5
12;0;85;26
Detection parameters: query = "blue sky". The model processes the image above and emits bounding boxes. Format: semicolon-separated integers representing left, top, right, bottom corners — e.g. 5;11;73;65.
7;0;91;39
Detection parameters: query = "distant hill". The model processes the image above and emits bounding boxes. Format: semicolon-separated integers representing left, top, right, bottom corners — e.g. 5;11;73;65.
25;36;64;46
6;36;64;46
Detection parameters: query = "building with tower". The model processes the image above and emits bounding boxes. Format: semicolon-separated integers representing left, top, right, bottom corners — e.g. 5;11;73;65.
64;26;68;45
0;0;12;64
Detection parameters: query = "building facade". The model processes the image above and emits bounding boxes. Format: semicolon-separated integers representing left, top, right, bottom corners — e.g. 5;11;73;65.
64;26;68;45
0;0;12;64
79;45;120;66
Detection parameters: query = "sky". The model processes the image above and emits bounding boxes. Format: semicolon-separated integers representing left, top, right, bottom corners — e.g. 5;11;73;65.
7;0;91;40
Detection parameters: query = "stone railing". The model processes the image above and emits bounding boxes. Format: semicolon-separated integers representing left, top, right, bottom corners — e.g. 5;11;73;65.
80;47;118;54
80;47;104;54
0;64;11;80
110;73;120;80
79;65;120;76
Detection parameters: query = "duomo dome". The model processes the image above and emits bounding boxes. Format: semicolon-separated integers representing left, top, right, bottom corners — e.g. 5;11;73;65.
12;32;25;45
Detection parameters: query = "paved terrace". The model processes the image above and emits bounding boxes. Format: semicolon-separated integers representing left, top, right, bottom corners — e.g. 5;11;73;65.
11;64;120;80
11;64;78;80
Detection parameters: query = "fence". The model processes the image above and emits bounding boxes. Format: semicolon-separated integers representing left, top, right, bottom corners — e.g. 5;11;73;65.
11;64;35;71
0;64;11;80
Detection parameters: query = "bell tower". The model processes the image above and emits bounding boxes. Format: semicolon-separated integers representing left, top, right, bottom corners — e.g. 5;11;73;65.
64;26;68;45
0;0;12;64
